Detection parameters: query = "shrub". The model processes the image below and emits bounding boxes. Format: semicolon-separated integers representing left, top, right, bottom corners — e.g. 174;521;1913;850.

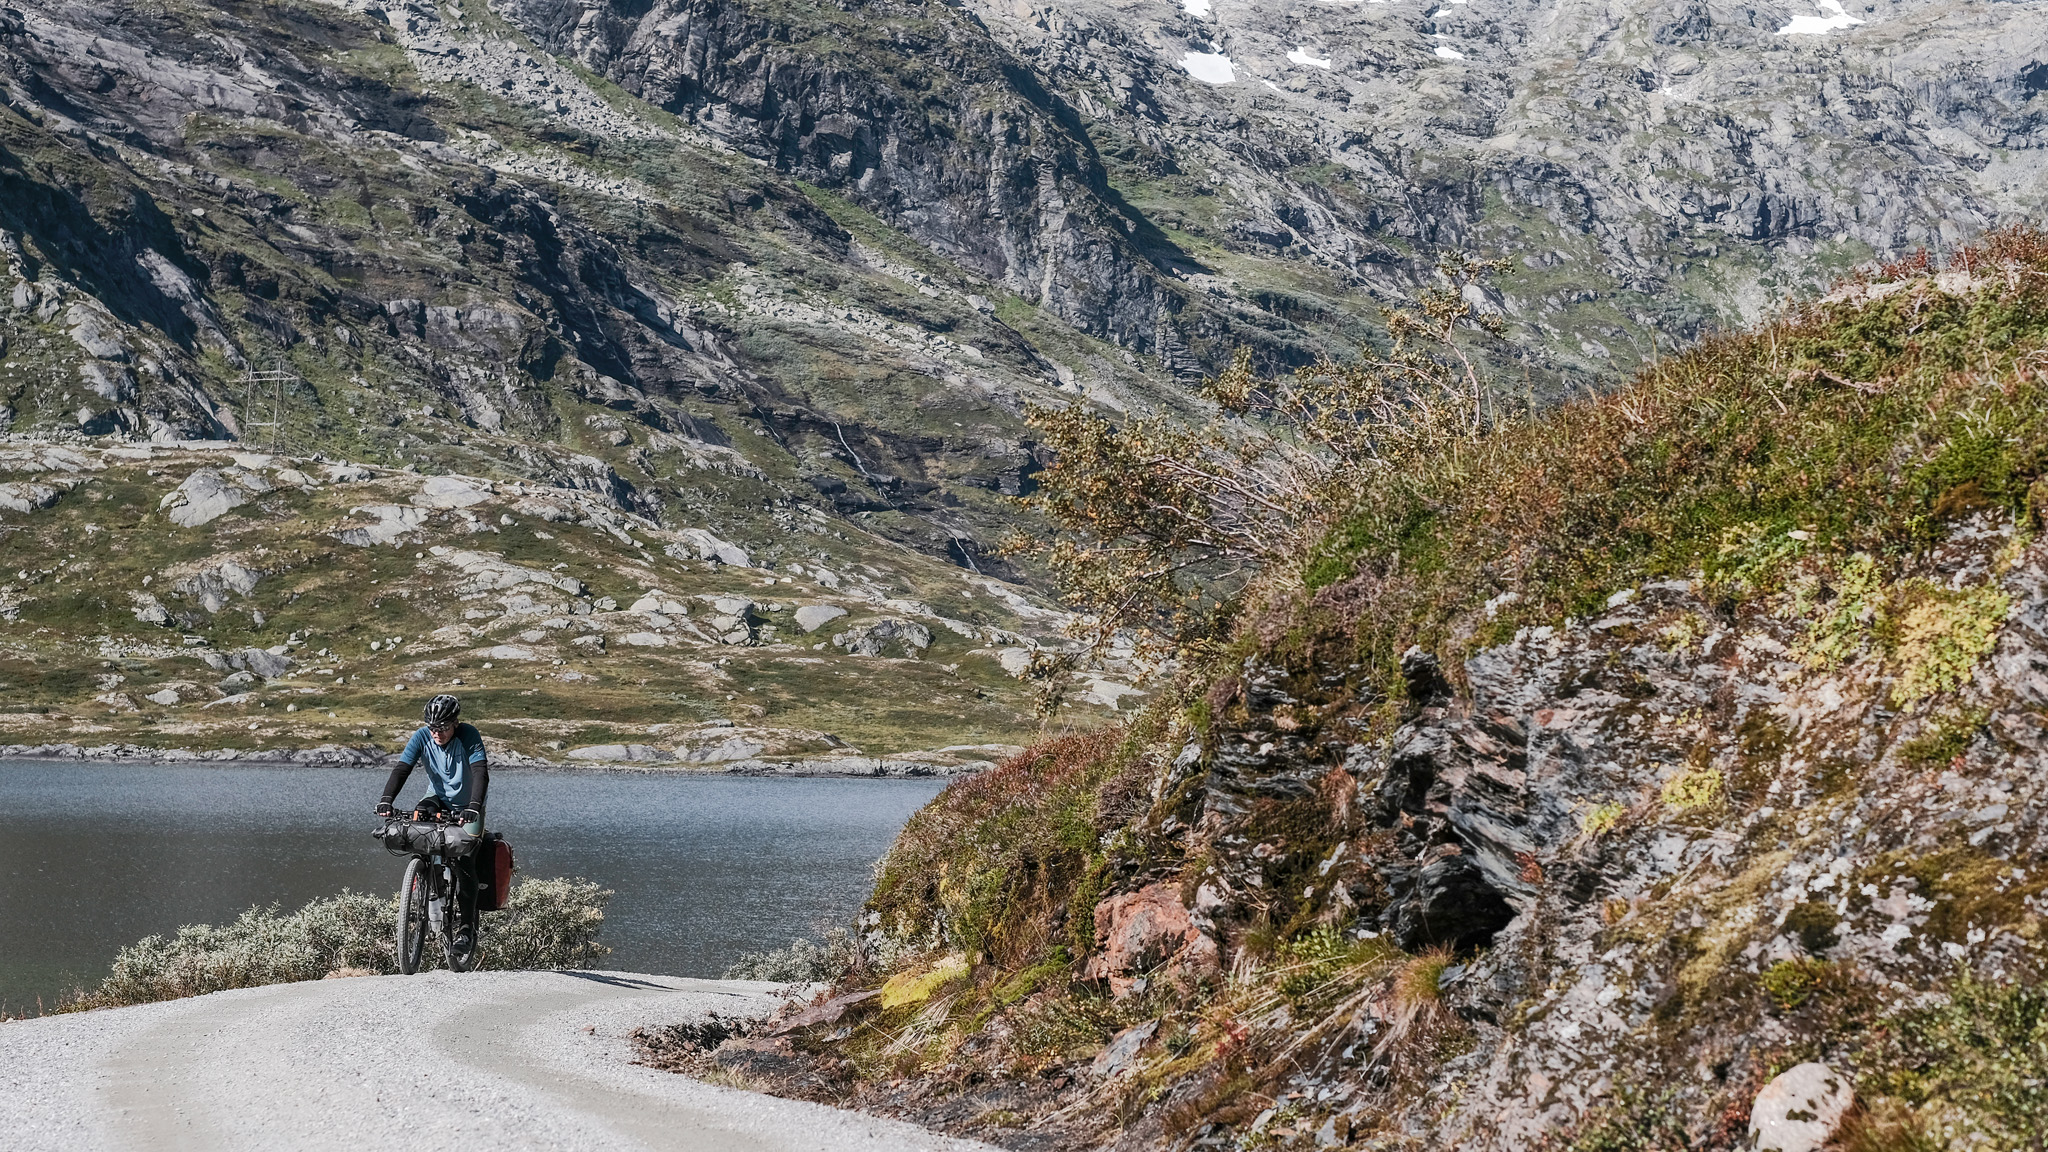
71;876;612;1009
869;727;1145;965
84;890;396;1007
1862;970;2048;1150
724;928;861;983
479;876;613;972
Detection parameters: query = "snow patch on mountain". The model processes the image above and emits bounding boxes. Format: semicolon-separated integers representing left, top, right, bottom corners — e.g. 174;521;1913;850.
1778;0;1864;34
1287;47;1333;68
1180;51;1237;83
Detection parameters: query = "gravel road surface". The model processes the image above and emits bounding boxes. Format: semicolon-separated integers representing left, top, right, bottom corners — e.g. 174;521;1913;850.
0;971;993;1151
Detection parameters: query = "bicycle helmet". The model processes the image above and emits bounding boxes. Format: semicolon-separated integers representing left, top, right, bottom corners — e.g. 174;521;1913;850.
423;694;461;727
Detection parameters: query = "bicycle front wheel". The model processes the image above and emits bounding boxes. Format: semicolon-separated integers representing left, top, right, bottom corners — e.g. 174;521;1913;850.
445;862;480;973
397;856;430;975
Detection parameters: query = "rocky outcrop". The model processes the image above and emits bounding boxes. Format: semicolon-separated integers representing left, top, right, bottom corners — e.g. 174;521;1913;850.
1150;513;2048;1146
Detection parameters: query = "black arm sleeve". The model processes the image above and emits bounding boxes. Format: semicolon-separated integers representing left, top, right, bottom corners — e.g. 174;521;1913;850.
380;762;414;805
470;761;489;813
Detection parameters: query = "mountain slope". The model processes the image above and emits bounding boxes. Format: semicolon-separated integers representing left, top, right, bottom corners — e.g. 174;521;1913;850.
732;233;2048;1150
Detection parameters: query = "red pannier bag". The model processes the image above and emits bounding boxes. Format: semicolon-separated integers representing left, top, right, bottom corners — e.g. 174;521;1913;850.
477;834;516;911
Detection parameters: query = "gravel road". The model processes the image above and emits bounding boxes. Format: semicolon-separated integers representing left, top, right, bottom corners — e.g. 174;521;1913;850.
0;971;994;1151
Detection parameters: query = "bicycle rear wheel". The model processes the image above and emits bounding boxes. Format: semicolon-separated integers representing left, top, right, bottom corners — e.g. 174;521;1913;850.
397;856;430;975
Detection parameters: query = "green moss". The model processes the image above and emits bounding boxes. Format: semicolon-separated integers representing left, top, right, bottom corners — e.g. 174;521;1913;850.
1762;957;1831;1008
1783;901;1841;955
1660;765;1724;813
1888;581;2010;705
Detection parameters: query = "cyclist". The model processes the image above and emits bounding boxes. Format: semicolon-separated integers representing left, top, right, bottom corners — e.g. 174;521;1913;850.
375;694;490;953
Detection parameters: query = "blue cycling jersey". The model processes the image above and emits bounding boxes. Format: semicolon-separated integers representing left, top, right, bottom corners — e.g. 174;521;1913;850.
399;723;488;809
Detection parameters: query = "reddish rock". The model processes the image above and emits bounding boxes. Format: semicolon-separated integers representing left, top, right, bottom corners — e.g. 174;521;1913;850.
1083;882;1220;996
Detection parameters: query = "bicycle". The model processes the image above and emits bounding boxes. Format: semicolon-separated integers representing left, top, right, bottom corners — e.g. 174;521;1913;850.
372;811;486;973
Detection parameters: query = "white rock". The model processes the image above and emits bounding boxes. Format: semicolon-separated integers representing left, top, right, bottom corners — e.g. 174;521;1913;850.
160;469;267;528
482;644;539;661
428;547;585;596
794;604;847;632
669;527;751;567
0;481;62;513
130;592;169;625
565;743;674;762
273;468;317;488
1077;677;1145;710
323;463;373;483
996;647;1035;677
335;505;429;546
145;688;181;706
1750;1063;1853;1152
413;475;491;509
620;632;670;647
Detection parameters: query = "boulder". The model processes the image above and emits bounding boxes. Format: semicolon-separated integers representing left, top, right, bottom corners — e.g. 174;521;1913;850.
620;632;670;647
430;548;585;597
832;617;932;658
1083;882;1220;997
793;603;847;633
629;591;691;616
483;644;538;661
696;595;759;645
160;469;268;528
323;463;373;483
229;647;292;679
335;505;428;546
145;688;181;706
1750;1063;1853;1152
1090;1019;1159;1078
0;481;62;513
129;592;169;625
412;475;491;508
669;527;751;568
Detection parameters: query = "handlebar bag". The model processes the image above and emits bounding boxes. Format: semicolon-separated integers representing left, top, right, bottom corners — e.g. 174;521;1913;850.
477;834;515;912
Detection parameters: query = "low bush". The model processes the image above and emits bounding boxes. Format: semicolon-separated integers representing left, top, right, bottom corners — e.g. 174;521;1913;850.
724;927;862;983
69;876;612;1009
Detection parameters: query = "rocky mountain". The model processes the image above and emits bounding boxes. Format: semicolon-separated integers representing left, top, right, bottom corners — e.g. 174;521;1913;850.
1;0;2039;518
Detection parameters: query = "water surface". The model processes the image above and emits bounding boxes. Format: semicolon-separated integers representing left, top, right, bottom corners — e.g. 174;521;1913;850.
0;760;945;1013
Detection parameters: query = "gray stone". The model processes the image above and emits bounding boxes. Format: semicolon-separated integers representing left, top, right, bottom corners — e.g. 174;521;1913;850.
564;743;675;762
1089;1019;1158;1078
334;505;429;547
230;647;292;679
161;469;267;528
669;528;751;568
832;618;933;658
1750;1063;1853;1152
145;688;181;706
0;481;62;513
793;604;847;633
413;475;491;508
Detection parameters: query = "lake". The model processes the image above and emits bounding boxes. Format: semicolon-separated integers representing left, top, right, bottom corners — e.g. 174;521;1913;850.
0;759;947;1014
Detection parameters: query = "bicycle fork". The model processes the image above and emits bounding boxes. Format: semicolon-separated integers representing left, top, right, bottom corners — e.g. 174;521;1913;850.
427;860;450;936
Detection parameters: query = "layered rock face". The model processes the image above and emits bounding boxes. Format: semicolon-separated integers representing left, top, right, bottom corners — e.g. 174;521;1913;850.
1170;513;2048;1144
